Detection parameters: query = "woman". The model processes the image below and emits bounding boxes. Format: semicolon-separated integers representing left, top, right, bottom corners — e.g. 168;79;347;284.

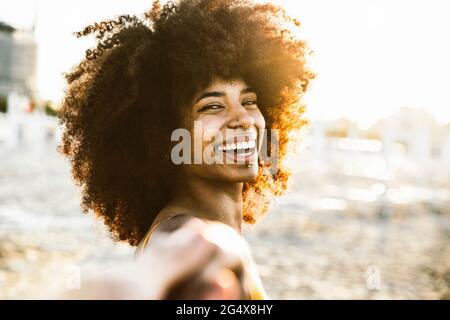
59;0;314;299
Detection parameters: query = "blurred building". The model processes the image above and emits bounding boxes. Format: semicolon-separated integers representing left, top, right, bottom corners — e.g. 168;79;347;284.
307;108;450;169
0;21;37;100
369;107;450;164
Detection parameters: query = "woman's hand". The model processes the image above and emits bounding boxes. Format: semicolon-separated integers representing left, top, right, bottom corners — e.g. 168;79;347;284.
56;218;252;300
135;217;252;299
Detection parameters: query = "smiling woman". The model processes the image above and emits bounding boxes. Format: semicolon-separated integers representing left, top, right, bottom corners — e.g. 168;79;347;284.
170;79;264;170
58;0;314;299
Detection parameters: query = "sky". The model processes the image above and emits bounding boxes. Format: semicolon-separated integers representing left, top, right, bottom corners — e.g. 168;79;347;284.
1;0;449;128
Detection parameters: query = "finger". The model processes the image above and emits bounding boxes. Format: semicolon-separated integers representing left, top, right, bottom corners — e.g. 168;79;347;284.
161;239;220;297
201;269;243;300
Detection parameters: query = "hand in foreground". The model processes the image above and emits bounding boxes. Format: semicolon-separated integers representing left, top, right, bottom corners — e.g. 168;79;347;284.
136;218;252;300
58;218;252;300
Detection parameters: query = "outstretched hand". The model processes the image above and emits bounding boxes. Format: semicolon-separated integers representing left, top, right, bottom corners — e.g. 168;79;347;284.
136;218;252;299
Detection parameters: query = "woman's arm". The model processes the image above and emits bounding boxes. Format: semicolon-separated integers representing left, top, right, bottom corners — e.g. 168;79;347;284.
57;217;250;299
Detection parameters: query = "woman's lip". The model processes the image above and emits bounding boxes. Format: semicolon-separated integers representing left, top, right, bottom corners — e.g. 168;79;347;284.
219;147;258;164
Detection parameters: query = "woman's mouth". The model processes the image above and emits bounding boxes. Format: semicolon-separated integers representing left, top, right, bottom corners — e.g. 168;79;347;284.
215;139;257;164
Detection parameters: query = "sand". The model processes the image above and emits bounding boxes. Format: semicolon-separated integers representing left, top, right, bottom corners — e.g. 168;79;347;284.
0;135;449;299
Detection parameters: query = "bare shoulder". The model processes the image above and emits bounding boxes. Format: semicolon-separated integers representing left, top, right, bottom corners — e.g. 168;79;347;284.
152;214;203;234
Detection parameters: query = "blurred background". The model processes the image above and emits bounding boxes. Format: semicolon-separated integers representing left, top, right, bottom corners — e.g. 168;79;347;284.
0;0;449;299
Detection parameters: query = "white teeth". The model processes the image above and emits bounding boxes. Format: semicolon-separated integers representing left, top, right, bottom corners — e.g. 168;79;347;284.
217;139;257;151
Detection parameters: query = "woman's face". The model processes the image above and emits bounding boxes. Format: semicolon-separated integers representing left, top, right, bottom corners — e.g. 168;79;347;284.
180;77;266;183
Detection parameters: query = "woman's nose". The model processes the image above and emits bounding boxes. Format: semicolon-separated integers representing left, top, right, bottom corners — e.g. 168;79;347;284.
227;104;254;131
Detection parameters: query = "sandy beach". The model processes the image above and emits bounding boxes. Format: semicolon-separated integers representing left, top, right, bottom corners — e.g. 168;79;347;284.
0;135;449;299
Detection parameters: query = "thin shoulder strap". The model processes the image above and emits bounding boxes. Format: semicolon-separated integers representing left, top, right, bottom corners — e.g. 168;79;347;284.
135;214;191;258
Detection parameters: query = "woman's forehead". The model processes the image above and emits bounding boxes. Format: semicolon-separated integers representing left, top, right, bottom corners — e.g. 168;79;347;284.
203;77;249;91
190;77;256;106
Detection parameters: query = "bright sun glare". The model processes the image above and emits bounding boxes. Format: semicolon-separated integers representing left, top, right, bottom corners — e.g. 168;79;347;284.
1;0;449;127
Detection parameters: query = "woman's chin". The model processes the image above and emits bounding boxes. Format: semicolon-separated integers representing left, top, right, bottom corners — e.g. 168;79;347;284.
222;164;259;182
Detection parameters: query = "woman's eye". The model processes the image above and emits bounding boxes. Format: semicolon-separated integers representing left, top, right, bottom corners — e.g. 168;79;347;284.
198;104;223;112
242;100;257;107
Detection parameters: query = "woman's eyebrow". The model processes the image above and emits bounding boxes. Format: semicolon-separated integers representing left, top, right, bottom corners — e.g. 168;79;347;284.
194;91;224;104
193;87;256;104
241;87;256;95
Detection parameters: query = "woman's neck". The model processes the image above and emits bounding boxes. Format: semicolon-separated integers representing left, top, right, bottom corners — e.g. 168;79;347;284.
163;175;244;233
